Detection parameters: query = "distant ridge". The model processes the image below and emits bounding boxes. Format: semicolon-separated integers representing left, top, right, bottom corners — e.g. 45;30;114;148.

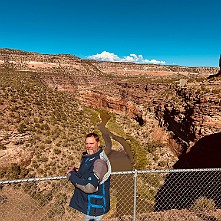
0;48;219;78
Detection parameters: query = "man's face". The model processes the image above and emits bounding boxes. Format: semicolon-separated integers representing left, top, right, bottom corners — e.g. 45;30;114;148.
85;136;100;155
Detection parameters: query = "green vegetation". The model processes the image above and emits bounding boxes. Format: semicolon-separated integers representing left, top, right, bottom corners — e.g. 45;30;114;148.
106;112;126;138
126;135;148;170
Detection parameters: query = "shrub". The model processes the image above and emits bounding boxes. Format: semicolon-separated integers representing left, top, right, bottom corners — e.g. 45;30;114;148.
39;156;48;162
18;123;26;133
53;148;61;154
190;196;216;212
0;167;7;178
44;138;52;144
146;141;165;154
0;143;6;150
8;163;21;179
20;168;29;178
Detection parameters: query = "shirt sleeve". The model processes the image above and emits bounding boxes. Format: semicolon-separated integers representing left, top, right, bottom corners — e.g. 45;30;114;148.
68;166;101;194
93;159;108;182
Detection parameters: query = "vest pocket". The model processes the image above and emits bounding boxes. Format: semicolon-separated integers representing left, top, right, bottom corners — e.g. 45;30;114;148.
87;194;106;215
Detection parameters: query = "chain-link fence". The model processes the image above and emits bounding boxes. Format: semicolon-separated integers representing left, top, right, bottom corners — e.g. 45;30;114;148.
1;168;221;221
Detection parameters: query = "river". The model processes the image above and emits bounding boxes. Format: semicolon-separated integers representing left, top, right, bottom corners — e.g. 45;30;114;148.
97;111;133;172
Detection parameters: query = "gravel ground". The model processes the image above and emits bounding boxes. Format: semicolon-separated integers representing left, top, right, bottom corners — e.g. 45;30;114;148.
104;209;221;221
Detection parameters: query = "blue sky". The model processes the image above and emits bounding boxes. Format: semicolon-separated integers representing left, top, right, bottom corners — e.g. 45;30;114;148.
1;0;220;67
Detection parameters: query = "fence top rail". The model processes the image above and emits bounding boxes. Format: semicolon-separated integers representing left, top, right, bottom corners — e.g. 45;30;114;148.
1;168;220;184
0;176;66;184
136;168;221;174
111;168;221;175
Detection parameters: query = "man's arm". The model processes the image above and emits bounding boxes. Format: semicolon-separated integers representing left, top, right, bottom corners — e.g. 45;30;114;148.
67;159;108;194
93;159;108;181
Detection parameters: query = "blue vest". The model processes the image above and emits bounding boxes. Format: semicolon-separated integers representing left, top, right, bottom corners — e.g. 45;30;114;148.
69;148;111;216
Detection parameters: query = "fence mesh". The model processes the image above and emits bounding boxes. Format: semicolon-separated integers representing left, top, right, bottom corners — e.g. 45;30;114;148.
1;169;221;221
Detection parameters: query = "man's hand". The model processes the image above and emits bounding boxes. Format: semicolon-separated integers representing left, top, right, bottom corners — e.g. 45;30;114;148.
67;166;75;174
66;166;78;180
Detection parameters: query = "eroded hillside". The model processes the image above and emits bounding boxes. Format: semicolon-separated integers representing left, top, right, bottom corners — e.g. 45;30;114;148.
0;69;99;179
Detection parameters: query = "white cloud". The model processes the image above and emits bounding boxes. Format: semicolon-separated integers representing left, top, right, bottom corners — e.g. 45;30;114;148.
87;51;166;65
87;51;121;62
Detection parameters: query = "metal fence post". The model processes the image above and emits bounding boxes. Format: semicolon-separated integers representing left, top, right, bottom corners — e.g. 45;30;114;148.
133;169;137;221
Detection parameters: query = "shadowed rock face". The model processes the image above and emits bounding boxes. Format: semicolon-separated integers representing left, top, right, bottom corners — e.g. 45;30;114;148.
154;168;221;211
208;70;221;79
174;132;221;169
154;133;221;212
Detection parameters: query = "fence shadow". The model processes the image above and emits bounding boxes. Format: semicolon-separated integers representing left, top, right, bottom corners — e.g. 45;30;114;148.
154;133;221;211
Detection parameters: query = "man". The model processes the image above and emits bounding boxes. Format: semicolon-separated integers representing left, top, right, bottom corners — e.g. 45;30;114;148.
67;133;111;221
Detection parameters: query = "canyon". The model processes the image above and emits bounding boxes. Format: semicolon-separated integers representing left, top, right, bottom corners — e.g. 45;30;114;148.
0;48;221;174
